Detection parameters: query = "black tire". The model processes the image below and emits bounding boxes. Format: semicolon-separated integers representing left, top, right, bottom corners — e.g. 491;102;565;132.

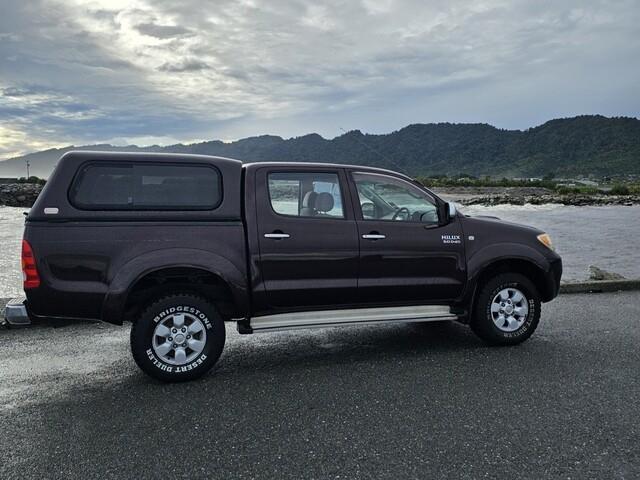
471;273;541;346
130;293;225;382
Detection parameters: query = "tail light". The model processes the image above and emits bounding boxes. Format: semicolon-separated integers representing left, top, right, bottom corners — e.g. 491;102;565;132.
21;239;40;289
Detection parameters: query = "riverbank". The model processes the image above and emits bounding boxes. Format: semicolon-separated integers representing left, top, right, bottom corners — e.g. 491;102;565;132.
432;186;640;206
2;183;640;208
0;183;43;208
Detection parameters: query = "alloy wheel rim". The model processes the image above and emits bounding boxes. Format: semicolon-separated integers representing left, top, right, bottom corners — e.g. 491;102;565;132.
152;312;207;365
490;288;528;332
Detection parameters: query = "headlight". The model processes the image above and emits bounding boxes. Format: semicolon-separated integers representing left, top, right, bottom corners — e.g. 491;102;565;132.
537;233;554;250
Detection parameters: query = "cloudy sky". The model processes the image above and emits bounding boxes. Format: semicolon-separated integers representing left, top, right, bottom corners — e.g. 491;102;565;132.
1;0;639;159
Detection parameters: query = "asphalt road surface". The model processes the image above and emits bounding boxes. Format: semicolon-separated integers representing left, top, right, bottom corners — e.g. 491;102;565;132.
1;292;639;479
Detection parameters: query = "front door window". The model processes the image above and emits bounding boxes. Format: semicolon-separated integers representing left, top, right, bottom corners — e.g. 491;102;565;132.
352;172;439;224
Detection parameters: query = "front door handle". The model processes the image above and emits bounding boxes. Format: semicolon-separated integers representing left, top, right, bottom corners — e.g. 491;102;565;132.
264;232;290;239
362;233;386;240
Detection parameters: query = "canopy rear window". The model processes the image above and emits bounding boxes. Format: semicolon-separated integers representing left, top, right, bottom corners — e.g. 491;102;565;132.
70;162;222;210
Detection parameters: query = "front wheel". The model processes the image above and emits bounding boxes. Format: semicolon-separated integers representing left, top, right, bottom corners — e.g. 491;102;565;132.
130;293;225;382
471;273;541;345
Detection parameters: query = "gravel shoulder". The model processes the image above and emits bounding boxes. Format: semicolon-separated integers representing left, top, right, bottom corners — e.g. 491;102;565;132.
1;292;639;479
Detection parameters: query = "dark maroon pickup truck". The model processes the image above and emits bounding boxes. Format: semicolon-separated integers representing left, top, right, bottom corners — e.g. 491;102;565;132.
5;151;561;381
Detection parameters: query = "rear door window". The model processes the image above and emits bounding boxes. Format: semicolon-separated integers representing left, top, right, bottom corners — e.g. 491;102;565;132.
268;172;344;218
70;163;221;210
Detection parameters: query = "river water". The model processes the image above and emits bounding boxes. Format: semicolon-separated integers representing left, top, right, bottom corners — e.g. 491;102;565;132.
1;205;639;297
459;204;640;282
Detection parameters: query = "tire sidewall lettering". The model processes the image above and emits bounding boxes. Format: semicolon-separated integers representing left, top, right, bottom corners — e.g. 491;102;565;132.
146;348;175;373
174;354;208;373
146;348;209;373
152;305;212;330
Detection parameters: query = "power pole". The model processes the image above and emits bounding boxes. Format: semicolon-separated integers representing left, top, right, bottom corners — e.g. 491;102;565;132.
25;159;30;179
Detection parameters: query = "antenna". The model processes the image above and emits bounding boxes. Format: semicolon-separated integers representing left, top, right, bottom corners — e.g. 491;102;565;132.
339;127;408;175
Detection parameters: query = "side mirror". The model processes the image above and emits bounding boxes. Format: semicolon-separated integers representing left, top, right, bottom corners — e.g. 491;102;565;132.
448;202;457;220
437;201;457;225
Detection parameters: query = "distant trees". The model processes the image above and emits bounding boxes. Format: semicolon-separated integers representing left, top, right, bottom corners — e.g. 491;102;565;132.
416;175;557;189
3;115;639;180
254;115;640;178
415;175;639;196
17;176;46;185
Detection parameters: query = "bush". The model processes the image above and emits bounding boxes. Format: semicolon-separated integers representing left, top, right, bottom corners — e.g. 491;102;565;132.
554;185;600;195
556;186;577;195
609;184;630;195
17;176;46;185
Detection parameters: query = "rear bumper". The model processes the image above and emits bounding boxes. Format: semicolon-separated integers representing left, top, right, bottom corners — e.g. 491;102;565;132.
3;297;31;326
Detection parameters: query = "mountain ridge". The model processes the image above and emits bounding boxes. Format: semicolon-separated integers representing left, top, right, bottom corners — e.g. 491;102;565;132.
1;115;638;178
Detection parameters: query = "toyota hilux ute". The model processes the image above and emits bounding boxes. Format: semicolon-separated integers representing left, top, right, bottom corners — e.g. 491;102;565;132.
5;151;562;382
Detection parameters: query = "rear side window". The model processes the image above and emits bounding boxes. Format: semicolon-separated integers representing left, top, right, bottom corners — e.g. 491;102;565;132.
268;172;344;218
70;163;221;210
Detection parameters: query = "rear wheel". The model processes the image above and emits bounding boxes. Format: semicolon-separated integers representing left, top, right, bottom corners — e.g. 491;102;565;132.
471;273;541;345
130;293;225;382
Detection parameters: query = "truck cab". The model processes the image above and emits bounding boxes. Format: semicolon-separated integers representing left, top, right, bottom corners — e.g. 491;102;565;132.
6;151;562;382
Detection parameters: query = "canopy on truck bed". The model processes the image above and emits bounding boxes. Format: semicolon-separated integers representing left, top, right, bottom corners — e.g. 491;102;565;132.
28;151;243;222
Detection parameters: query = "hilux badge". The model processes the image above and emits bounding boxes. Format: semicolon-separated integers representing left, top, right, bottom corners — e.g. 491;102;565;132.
441;234;461;244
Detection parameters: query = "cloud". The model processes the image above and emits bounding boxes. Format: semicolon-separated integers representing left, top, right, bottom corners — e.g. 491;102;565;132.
134;22;193;38
158;58;209;72
0;124;67;158
0;0;639;158
2;87;34;97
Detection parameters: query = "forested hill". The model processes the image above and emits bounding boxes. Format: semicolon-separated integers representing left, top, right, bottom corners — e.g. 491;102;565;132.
1;115;638;178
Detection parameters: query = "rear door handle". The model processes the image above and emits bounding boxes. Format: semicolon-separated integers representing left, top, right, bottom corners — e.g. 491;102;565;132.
264;233;290;239
362;234;386;240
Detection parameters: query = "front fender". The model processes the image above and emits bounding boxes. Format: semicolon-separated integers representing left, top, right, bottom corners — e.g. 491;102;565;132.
455;242;555;318
467;242;551;282
101;248;248;325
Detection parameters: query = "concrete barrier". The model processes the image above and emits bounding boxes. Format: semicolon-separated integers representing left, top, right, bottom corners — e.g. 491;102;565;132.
559;279;640;294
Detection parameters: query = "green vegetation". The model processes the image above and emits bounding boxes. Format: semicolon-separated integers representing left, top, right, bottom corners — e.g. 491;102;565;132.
610;184;630;195
284;115;640;178
16;176;46;185
2;115;639;179
554;186;599;195
416;174;640;196
629;184;640;195
416;174;556;189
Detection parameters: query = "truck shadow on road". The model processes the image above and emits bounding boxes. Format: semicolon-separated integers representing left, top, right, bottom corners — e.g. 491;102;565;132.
2;318;558;410
214;320;487;377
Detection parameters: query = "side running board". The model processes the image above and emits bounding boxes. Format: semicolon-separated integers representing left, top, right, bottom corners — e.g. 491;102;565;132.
242;305;457;334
